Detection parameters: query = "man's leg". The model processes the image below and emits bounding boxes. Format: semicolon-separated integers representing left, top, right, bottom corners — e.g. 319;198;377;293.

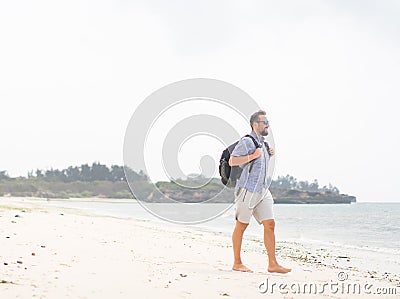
232;220;253;272
262;219;291;273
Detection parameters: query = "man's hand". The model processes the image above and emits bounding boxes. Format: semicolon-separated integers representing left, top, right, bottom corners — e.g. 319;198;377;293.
250;148;263;160
229;147;264;166
268;148;274;156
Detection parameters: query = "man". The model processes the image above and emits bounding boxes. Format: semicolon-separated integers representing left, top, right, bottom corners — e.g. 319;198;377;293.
229;110;291;274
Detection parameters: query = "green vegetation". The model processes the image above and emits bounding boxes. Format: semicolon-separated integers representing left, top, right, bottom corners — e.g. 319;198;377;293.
25;162;148;183
271;174;340;194
0;163;147;199
0;163;354;203
0;170;9;180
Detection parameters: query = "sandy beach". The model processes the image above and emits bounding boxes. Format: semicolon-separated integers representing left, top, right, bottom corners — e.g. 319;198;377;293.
0;198;398;299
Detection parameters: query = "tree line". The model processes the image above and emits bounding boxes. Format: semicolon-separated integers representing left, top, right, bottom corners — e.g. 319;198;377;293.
270;174;339;194
0;163;148;183
0;164;339;194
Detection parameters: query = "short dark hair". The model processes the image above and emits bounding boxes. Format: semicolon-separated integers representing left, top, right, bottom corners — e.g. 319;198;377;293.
250;110;266;128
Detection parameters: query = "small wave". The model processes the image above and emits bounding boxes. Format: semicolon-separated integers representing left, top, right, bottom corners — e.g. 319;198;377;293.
282;237;400;257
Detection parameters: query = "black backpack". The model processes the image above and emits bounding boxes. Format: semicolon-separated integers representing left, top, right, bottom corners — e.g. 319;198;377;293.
219;135;269;188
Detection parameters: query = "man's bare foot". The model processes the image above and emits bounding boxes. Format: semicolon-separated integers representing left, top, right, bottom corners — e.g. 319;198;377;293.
232;263;253;273
267;265;292;274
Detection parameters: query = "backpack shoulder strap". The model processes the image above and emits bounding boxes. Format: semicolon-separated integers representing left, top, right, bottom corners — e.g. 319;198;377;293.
244;134;261;148
243;134;261;173
264;141;270;152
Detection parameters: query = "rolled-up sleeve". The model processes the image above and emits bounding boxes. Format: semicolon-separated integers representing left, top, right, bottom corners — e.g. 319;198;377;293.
231;137;255;157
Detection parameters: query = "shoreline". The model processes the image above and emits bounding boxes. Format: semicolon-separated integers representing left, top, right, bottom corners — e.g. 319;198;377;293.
2;195;398;204
1;197;399;298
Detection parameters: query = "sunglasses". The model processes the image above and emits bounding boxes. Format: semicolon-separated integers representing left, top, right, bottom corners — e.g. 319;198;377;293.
257;120;269;125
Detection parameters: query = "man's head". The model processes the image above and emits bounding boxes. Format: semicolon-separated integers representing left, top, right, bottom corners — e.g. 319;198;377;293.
250;110;269;136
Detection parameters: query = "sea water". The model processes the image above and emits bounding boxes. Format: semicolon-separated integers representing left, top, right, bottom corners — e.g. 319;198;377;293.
45;200;400;275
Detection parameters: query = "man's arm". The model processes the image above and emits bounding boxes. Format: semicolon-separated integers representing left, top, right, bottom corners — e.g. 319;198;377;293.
229;148;262;166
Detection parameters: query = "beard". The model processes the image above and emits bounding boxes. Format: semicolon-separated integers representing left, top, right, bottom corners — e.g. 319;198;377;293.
261;128;269;136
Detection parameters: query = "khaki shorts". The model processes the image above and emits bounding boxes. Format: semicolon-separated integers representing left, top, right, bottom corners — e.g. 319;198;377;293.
234;188;274;225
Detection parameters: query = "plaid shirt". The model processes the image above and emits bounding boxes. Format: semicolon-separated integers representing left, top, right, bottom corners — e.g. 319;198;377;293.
231;131;270;193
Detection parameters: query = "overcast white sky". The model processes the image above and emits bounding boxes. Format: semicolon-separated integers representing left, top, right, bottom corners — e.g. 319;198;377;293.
1;1;399;202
